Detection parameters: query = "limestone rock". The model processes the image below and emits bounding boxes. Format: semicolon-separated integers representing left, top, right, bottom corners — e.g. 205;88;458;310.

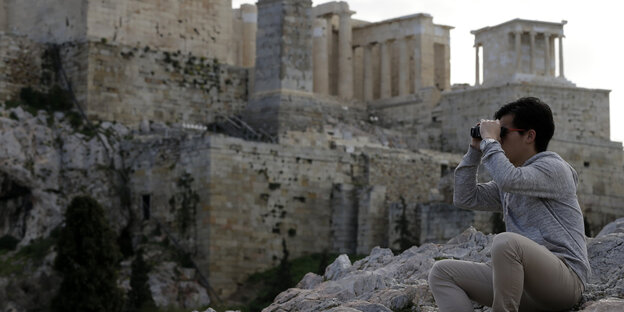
579;298;624;312
148;261;211;308
596;218;624;237
296;272;323;290
324;254;352;281
259;219;624;312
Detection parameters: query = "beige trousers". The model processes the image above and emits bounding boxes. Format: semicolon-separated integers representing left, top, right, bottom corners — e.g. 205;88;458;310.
428;232;583;312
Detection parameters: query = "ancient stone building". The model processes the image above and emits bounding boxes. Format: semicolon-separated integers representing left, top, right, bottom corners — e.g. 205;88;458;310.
0;0;622;300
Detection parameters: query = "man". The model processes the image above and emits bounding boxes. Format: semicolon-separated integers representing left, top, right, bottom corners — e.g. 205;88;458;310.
428;97;589;312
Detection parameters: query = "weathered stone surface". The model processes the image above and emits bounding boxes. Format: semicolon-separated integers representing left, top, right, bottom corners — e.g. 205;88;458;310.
258;220;624;312
596;218;624;237
579;298;624;312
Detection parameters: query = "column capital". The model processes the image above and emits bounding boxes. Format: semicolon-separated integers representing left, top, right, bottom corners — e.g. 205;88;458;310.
338;10;355;18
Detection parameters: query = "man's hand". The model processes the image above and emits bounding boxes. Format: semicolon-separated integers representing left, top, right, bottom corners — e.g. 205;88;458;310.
480;119;501;142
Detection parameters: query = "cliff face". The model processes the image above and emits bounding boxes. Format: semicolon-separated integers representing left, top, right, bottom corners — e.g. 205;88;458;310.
0;106;210;310
260;219;624;312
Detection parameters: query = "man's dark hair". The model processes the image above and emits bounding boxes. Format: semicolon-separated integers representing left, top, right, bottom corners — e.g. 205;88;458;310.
494;97;555;153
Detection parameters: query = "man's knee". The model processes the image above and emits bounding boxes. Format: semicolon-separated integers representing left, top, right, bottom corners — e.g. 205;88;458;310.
429;259;454;285
491;232;524;257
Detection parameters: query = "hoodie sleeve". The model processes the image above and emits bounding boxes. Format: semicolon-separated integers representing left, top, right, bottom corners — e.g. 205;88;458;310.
480;140;578;199
453;145;503;212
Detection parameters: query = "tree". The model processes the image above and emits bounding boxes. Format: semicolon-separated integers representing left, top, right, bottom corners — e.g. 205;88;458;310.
127;249;156;312
394;197;418;252
52;196;124;312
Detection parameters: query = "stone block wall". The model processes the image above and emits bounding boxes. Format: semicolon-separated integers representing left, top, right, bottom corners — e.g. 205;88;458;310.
253;0;313;94
2;0;87;44
127;130;464;297
3;0;234;63
0;1;6;32
0;34;45;102
370;87;443;149
57;41;249;125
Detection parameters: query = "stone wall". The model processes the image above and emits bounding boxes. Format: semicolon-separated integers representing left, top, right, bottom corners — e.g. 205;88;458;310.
369;87;443;149
59;41;249;125
0;1;8;32
3;0;234;63
0;34;45;103
127;129;464;297
231;4;258;68
253;0;313;94
2;0;87;44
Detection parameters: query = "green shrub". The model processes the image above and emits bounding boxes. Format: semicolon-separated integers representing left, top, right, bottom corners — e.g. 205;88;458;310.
0;235;19;251
127;249;156;312
52;196;124;312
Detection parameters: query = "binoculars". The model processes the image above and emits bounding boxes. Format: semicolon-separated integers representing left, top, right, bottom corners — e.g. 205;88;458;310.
470;125;510;139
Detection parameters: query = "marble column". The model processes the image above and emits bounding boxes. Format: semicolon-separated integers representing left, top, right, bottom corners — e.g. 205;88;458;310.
380;40;393;99
515;31;522;72
313;18;329;94
325;15;335;95
398;38;409;96
241;4;258;68
363;43;374;101
0;0;8;32
338;11;354;99
529;31;535;74
413;38;422;92
544;33;551;76
559;35;565;78
475;44;480;86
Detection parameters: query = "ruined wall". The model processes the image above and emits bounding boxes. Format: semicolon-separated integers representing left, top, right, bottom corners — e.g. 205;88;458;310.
58;41;249;125
3;0;87;43
0;34;45;102
550;139;624;235
127;129;464;297
3;0;233;63
88;0;234;63
0;1;7;32
128;133;355;297
369;87;443;149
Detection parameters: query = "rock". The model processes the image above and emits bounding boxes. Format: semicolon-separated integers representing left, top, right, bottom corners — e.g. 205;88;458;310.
140;119;151;133
259;219;624;311
324;254;352;281
148;261;210;308
10;106;27;120
580;298;624;312
296;272;323;290
596;219;624;237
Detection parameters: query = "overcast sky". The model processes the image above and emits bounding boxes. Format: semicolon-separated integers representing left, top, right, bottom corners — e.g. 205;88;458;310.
232;0;624;145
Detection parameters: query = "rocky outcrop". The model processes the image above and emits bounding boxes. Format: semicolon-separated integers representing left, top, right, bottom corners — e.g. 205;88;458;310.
0;106;127;243
259;218;624;312
0;106;210;310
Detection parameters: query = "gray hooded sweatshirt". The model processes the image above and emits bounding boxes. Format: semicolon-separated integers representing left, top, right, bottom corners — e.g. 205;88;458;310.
454;139;590;287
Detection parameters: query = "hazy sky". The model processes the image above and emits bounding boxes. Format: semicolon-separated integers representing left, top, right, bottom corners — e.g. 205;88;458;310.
232;0;624;144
